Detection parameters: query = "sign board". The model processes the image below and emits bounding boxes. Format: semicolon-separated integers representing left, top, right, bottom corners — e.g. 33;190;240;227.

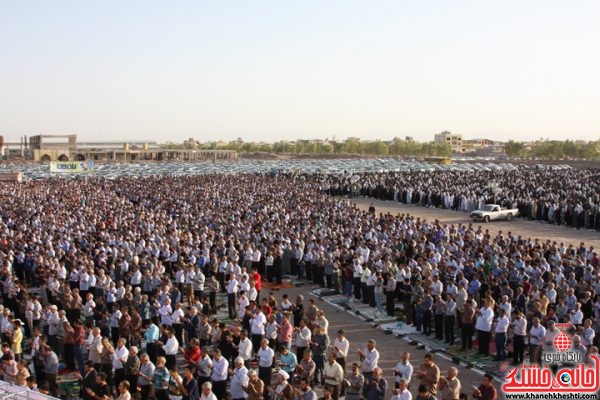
50;161;94;174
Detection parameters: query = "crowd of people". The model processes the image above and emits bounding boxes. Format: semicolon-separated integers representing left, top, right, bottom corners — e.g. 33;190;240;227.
318;168;600;230
0;171;597;400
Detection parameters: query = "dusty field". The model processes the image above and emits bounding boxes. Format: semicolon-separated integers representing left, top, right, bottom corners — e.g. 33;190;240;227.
345;197;600;248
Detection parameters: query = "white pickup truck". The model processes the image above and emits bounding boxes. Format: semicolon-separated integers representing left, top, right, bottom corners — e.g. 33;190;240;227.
470;204;519;222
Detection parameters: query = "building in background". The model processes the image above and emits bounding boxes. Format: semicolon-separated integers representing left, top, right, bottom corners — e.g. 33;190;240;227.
29;134;78;161
434;131;464;152
462;138;506;156
2;134;237;162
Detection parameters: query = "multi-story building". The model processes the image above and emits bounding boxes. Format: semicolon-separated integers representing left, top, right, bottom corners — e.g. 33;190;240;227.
434;131;464;152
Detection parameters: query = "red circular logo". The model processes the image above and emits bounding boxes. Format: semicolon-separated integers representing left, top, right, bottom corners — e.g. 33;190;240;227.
553;332;572;352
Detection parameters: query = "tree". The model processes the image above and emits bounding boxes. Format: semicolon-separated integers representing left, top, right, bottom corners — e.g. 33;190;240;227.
342;138;361;154
433;142;452;157
504;140;527;157
362;141;389;155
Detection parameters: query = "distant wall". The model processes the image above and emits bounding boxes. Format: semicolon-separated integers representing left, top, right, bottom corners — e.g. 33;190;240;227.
0;172;22;182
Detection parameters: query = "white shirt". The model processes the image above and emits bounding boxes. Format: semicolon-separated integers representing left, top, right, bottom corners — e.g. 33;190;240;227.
130;271;142;285
393;389;412;400
237;297;250;319
274;382;291;399
455;288;467;310
547;288;557;304
247;287;258;302
110;310;122;328
226;279;239;294
430;280;443;297
159;305;172;325
446;284;458;297
499;302;512;320
79;272;90;290
529;325;547;346
265;322;278;340
354;264;363;278
251;313;267;335
230;366;249;399
475;307;494;332
323;361;344;386
185;270;196;285
511;317;527;336
495;316;509;333
333;337;349;358
83;300;96;317
211;357;229;381
238;338;253;361
106;287;117;303
175;270;185;284
28;301;41;320
192;271;205;291
170;308;185;324
582;327;595;347
112;345;129;369
200;393;218;400
162;337;179;355
258;346;274;367
572;310;584;325
295;327;311;347
360;348;379;373
394;361;413;383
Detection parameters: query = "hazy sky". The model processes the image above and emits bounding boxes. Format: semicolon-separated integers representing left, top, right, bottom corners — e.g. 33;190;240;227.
1;1;599;143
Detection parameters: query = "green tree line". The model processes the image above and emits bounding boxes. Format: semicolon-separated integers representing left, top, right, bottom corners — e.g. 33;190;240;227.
504;139;600;159
164;138;452;157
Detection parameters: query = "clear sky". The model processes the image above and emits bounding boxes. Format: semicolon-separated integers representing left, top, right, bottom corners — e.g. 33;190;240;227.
1;1;599;143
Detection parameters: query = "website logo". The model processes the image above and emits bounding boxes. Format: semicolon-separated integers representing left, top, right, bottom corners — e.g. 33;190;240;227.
503;324;598;397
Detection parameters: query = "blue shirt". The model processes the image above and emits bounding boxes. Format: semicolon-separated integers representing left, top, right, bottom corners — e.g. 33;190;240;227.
140;302;151;320
145;324;160;342
153;367;170;389
468;280;481;296
280;352;297;374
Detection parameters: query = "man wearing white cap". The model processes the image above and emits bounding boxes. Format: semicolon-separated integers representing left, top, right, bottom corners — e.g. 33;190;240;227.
268;370;293;400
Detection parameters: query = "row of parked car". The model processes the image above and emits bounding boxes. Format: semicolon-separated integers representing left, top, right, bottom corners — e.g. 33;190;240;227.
0;159;531;180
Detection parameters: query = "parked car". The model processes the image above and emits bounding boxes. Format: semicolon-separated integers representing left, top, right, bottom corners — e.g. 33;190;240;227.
470;204;519;222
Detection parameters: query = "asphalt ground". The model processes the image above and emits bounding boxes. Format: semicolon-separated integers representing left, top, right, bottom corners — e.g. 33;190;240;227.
283;196;600;399
268;281;503;399
344;197;600;249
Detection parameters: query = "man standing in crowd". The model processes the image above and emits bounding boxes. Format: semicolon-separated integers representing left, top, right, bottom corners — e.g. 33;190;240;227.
475;300;494;356
415;353;440;397
357;339;379;381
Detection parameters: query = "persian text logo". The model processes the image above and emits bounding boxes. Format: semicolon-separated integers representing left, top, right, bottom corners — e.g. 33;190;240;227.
503;355;599;393
541;323;581;365
504;325;597;395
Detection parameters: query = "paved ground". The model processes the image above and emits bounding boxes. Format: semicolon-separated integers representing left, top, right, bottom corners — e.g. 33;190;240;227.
267;282;504;400
297;196;600;399
344;197;600;248
191;197;600;400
